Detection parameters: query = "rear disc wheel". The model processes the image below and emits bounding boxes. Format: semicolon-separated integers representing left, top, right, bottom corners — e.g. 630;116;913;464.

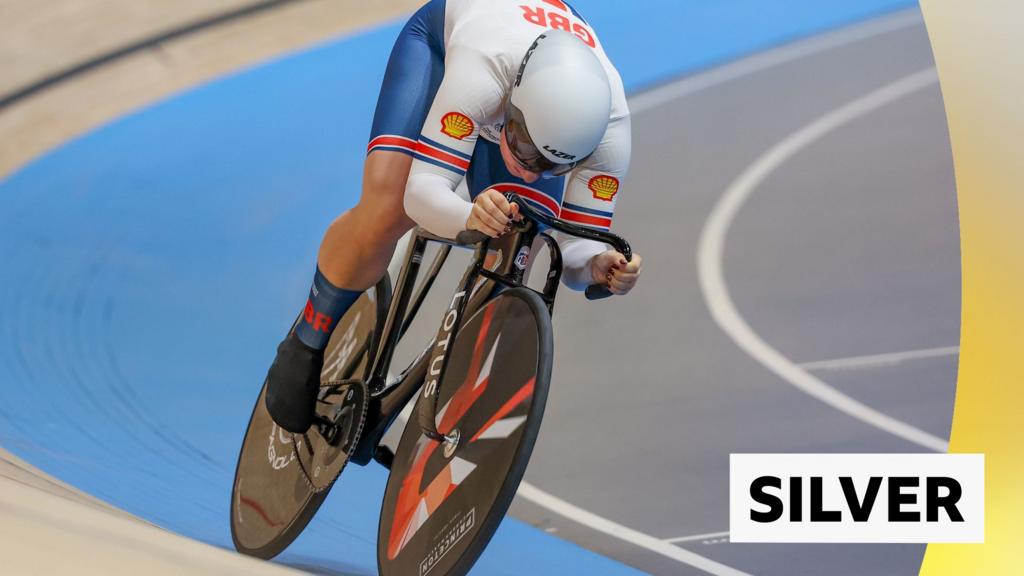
230;277;388;558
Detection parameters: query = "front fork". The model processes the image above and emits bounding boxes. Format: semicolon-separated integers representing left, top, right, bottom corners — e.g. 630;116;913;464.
416;220;562;443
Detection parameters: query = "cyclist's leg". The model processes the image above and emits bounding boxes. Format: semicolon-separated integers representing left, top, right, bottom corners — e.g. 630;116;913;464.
320;0;447;290
266;0;448;433
317;152;414;290
319;0;448;290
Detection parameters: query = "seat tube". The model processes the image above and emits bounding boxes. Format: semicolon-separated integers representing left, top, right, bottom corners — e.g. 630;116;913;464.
369;232;428;391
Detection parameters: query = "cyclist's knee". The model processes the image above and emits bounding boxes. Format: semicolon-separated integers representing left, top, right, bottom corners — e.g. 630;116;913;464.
354;202;412;241
363;150;411;198
357;153;414;236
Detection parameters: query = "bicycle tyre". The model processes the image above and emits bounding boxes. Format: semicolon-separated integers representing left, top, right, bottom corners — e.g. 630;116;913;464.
230;276;389;559
377;287;553;576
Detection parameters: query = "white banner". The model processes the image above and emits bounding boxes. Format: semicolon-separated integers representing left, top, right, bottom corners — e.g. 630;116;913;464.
729;453;984;543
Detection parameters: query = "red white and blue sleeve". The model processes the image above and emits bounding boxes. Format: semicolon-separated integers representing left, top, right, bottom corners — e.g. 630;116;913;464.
556;113;632;290
403;48;503;239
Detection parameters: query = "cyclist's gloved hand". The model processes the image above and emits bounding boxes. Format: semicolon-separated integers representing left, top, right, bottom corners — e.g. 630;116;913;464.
265;332;323;433
590;250;643;296
466;189;521;238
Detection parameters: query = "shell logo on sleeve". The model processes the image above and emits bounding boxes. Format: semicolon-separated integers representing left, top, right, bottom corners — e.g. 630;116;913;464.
440;112;475;140
588;175;619;201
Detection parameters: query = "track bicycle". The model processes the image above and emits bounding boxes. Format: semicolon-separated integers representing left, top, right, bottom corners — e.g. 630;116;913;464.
230;192;632;576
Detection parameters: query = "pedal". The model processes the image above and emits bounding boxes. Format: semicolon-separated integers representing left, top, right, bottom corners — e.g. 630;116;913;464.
373;446;395;470
314;415;340;446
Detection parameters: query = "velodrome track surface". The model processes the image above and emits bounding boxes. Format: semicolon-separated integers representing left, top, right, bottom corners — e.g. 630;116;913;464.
510;12;958;575
0;2;956;575
396;9;958;575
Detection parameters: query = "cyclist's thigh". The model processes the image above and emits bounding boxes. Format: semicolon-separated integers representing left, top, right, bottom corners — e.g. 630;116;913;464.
366;0;446;164
362;0;446;221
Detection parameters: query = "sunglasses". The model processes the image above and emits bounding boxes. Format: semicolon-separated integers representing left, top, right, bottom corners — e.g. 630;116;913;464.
503;102;588;179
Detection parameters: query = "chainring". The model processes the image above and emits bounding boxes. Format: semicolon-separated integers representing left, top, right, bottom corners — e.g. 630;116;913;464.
293;378;368;493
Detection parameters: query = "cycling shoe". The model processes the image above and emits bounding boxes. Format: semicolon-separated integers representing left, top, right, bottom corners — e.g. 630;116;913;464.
264;332;324;433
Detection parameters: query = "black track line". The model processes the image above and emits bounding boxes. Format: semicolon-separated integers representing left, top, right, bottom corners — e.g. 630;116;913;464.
0;0;311;110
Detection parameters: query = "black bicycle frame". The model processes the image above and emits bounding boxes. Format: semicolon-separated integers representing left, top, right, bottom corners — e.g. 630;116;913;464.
348;192;631;464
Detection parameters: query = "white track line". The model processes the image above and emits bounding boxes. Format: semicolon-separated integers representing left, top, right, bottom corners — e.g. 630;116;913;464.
629;9;922;114
506;12;936;576
397;406;750;574
696;67;948;453
799;346;959;371
516;483;751;576
664;531;731;544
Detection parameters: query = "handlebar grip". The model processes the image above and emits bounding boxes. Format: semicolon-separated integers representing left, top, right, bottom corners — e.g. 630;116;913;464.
585;284;614;300
455;230;489;245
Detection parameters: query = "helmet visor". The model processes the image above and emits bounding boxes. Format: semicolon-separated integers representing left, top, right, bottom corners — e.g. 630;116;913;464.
504;102;583;179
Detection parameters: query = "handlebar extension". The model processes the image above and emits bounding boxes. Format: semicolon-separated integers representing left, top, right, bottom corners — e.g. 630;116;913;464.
457;193;632;300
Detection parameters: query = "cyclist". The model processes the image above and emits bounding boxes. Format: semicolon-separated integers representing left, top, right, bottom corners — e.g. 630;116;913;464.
266;0;644;433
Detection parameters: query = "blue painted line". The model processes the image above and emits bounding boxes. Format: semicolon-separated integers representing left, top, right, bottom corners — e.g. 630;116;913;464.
0;1;917;574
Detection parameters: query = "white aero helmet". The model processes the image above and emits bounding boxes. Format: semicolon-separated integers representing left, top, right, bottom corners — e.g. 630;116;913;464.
504;30;612;178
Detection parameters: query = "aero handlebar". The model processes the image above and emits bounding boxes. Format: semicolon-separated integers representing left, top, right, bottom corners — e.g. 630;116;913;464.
455;192;632;300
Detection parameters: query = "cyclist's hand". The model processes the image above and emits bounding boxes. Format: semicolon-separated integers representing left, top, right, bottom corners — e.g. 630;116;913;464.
591;250;643;296
466;189;521;238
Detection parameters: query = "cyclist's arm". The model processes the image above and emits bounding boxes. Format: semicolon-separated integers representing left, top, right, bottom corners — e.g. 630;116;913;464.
556;113;632;291
404;48;503;239
556;233;608;291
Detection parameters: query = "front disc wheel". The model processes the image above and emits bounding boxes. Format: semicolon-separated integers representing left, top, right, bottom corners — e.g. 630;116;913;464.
378;287;553;576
